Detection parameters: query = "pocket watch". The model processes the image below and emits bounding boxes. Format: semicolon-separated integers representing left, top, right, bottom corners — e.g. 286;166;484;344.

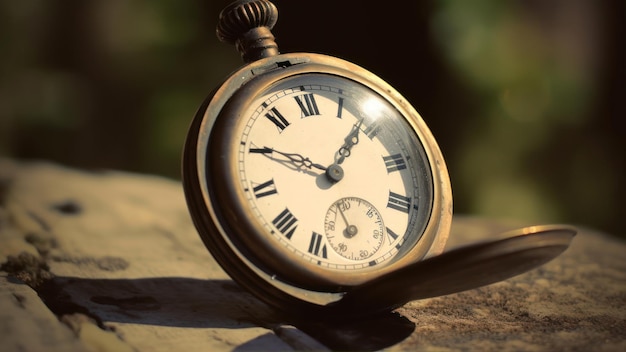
182;0;575;317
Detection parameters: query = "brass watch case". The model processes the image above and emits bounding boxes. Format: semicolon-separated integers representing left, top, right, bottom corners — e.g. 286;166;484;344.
183;52;453;311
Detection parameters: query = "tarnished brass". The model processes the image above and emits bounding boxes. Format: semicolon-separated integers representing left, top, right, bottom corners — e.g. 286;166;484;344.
216;0;279;62
335;225;577;315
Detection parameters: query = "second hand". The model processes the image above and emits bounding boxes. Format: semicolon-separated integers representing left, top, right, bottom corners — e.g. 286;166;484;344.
337;200;358;238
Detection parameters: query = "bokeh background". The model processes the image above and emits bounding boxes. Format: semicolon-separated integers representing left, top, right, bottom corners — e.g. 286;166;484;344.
1;0;623;237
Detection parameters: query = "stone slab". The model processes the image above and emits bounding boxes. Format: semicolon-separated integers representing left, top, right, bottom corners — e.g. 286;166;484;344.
0;159;624;351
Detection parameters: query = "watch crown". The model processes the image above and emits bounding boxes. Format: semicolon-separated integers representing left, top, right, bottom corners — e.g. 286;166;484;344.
216;0;279;63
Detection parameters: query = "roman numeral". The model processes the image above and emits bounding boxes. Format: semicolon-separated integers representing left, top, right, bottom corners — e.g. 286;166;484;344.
251;179;277;198
249;142;271;154
272;208;298;239
308;231;328;258
336;97;344;118
383;154;407;173
386;227;400;246
294;93;320;117
264;107;290;132
363;121;381;139
387;191;412;213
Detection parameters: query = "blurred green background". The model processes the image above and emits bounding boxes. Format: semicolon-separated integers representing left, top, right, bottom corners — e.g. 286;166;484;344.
0;0;623;236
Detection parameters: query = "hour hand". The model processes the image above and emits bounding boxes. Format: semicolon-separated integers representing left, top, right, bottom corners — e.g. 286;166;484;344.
256;146;327;172
334;119;363;164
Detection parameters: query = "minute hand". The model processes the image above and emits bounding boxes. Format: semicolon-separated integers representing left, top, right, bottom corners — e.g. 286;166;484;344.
264;147;327;171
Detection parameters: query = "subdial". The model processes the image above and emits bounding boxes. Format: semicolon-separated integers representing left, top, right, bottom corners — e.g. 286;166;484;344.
324;197;385;260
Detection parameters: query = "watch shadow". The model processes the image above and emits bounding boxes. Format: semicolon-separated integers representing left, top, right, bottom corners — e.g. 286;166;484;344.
293;312;416;351
37;276;415;350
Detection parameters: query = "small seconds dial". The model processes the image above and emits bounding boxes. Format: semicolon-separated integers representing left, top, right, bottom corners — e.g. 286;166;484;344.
324;197;385;260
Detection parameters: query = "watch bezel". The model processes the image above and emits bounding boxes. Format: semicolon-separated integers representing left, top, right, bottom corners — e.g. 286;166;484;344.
183;52;452;307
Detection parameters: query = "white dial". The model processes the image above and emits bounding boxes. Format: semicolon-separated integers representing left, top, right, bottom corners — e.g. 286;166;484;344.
231;73;434;274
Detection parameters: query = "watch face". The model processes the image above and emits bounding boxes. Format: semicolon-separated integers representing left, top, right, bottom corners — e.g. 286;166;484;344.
207;63;441;288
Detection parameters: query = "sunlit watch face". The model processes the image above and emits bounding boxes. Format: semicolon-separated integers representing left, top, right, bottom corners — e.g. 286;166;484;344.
230;73;433;272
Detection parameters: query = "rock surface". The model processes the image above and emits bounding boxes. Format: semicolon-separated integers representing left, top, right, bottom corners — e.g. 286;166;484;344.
0;159;624;351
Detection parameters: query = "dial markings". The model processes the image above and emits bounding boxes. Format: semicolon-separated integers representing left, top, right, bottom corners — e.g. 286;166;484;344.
336;97;344;118
294;93;320;117
386;226;399;241
387;191;412;213
385;227;404;249
234;78;434;273
308;231;328;258
383;153;407;173
363;120;381;139
272;208;298;239
249;145;272;154
264;106;290;132
251;179;277;198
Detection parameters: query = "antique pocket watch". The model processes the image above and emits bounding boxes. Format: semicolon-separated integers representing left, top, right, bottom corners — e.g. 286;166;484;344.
183;0;575;317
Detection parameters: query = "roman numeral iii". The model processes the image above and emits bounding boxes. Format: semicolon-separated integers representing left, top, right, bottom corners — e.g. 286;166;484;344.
383;154;407;173
387;191;412;213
